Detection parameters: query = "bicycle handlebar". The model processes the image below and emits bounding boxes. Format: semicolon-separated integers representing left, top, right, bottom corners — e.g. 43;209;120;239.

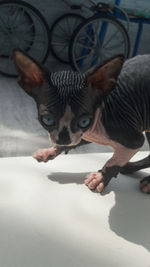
62;0;129;31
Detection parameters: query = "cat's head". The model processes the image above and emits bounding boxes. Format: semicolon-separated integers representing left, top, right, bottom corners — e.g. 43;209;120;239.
13;49;124;146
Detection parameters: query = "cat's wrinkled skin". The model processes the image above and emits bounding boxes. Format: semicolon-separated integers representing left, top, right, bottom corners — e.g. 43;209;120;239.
13;49;150;194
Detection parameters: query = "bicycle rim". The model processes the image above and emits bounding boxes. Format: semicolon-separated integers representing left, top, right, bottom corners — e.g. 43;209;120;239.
49;13;84;64
69;15;130;72
0;0;50;77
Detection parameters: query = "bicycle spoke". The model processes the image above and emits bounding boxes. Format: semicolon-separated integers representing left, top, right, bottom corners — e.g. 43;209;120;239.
52;32;68;39
76;34;95;45
51;41;67;46
71;15;130;72
7;11;11;29
13;20;32;29
103;41;125;50
0;16;9;33
92;21;101;37
11;7;20;26
81;30;95;44
31;37;47;44
49;14;84;63
57;23;68;35
55;46;67;55
20;39;32;47
24;39;46;46
75;54;90;61
76;42;93;50
0;2;49;75
18;25;34;33
20;23;34;33
71;17;80;32
66;17;73;36
19;8;25;24
12;7;25;28
102;28;121;48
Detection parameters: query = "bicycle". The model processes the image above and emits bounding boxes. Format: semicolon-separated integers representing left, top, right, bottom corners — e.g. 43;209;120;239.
49;0;130;71
49;4;85;64
0;0;50;77
50;0;150;73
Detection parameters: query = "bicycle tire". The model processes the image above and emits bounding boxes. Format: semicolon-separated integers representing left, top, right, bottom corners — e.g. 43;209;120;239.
49;13;84;64
0;0;50;77
69;14;130;72
1;8;34;57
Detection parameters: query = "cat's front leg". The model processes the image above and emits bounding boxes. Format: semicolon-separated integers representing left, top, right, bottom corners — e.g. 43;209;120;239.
33;146;65;162
84;166;121;192
33;139;90;163
84;144;139;193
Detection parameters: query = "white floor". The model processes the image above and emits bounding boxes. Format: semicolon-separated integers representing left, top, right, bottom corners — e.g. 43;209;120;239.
0;152;150;267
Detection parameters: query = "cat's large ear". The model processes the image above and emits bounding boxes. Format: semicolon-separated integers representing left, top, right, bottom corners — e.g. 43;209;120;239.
86;55;124;95
13;49;44;97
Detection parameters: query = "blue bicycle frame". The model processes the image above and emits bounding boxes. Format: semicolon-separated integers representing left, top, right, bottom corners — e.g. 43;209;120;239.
115;0;150;56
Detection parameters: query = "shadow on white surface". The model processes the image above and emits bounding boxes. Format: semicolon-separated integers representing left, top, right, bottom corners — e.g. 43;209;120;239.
48;172;88;184
0;153;150;267
48;159;150;254
48;168;150;253
109;170;150;253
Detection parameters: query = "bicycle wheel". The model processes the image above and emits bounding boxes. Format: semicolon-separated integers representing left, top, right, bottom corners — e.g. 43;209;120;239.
69;15;130;72
49;13;84;64
0;0;50;77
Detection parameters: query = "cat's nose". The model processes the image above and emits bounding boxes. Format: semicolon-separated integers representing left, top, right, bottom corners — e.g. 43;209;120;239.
57;127;71;145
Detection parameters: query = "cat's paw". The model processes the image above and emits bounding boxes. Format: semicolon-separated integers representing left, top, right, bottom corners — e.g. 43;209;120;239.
33;147;57;162
84;172;104;193
140;176;150;194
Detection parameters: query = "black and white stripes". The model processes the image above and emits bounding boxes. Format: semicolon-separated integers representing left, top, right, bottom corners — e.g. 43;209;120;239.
50;70;86;99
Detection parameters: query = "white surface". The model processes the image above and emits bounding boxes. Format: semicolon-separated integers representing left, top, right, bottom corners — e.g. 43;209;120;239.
0;152;150;267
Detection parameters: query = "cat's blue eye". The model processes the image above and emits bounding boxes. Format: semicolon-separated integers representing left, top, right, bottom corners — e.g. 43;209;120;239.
41;114;55;127
78;116;91;129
